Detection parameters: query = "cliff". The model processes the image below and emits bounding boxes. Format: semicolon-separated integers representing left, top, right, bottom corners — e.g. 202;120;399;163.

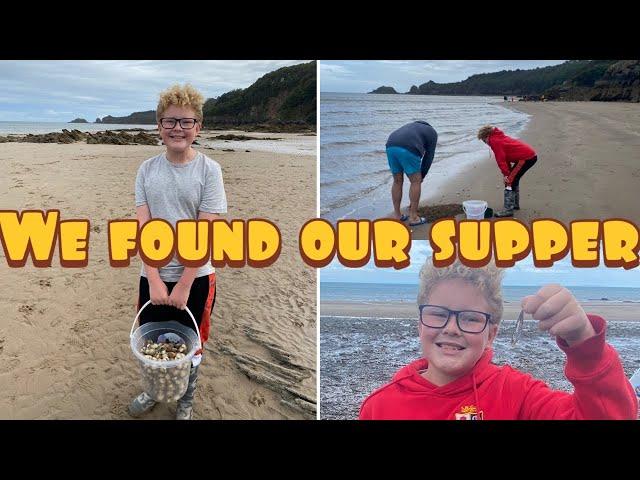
202;61;316;130
545;60;640;102
369;61;629;98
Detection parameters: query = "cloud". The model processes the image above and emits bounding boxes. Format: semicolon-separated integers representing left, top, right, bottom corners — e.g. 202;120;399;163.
320;63;354;77
44;109;72;116
0;60;310;121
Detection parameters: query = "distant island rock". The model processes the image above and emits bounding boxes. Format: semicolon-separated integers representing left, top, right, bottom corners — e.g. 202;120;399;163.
95;110;157;124
368;86;399;94
69;118;88;123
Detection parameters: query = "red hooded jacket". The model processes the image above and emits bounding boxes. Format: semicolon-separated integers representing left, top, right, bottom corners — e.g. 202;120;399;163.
487;127;536;179
359;315;637;420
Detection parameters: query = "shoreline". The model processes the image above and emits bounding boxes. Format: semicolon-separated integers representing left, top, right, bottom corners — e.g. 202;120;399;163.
408;101;640;239
321;300;640;322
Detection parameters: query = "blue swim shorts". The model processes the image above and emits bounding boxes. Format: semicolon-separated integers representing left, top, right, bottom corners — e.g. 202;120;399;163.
386;145;421;175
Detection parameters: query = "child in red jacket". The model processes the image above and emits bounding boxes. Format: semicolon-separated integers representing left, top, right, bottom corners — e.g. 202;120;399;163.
477;125;537;217
359;259;637;420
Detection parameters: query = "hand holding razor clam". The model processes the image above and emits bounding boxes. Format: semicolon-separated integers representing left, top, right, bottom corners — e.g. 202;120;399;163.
518;284;597;347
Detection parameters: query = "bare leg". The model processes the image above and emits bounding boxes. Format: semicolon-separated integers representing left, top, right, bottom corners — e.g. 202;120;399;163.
408;172;422;223
392;173;404;219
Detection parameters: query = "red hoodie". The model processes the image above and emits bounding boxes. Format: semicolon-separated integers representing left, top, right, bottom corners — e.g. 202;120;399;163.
487;127;536;178
359;315;637;420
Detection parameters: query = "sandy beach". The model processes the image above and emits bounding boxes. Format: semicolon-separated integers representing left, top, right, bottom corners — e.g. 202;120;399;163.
321;300;640;322
410;101;640;239
0;131;317;419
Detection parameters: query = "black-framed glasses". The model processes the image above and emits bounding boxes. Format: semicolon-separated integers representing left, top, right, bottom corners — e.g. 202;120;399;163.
419;304;492;334
159;117;198;129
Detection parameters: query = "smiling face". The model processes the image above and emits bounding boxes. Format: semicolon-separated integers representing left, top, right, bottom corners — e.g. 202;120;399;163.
419;278;498;386
158;105;201;155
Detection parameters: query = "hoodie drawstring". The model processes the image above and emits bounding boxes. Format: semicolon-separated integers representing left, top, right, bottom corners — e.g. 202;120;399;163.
472;372;480;417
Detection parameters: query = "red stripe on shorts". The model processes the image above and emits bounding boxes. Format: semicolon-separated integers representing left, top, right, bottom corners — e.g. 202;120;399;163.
199;273;216;345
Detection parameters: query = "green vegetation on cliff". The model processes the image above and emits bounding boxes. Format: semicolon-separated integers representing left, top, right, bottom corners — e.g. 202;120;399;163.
408;61;618;96
203;61;316;128
369;60;640;101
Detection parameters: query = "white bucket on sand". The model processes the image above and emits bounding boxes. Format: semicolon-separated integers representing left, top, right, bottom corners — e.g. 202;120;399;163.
462;200;488;220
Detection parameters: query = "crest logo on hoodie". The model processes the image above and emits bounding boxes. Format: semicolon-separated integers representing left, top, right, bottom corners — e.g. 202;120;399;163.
455;405;484;420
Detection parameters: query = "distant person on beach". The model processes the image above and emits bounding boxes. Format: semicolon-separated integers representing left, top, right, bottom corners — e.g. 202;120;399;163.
129;84;227;420
385;121;438;226
477;125;537;217
359;259;637;420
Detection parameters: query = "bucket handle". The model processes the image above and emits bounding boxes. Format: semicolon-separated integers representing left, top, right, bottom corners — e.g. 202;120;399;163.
130;300;202;351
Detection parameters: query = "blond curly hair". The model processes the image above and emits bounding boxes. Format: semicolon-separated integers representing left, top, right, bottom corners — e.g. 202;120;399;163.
477;125;495;141
418;257;504;324
156;84;205;123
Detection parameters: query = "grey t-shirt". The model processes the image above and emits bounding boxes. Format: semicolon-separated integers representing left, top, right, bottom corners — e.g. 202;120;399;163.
135;151;227;282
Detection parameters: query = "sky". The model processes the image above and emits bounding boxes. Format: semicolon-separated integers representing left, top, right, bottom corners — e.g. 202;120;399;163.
320;60;567;93
0;60;310;122
320;242;640;288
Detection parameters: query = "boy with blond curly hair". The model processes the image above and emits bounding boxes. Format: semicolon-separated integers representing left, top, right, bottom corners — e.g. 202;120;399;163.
360;259;637;420
129;84;227;420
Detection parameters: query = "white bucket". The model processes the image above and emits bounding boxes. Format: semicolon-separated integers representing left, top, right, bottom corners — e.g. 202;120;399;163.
130;301;202;402
462;200;488;220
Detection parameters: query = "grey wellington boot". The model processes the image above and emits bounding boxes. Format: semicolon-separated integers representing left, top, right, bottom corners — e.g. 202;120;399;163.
128;391;157;418
494;188;516;217
176;365;199;420
513;186;520;210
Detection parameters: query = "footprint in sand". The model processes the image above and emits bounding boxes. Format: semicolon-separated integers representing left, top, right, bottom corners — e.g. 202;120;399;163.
92;225;101;233
0;336;5;354
111;397;127;418
18;304;34;315
37;278;52;288
71;320;90;334
249;391;266;407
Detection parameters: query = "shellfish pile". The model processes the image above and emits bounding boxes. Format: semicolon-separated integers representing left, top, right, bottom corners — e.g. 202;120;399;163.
140;339;188;361
138;339;192;402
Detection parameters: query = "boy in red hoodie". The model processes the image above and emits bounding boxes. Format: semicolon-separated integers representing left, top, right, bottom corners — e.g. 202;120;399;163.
477;125;537;217
359;260;637;420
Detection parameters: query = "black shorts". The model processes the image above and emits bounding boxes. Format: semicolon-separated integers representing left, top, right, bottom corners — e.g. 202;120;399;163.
137;273;217;345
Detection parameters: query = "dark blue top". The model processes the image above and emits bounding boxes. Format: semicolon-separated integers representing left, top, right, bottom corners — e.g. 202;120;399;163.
386;121;438;178
386;121;438;158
